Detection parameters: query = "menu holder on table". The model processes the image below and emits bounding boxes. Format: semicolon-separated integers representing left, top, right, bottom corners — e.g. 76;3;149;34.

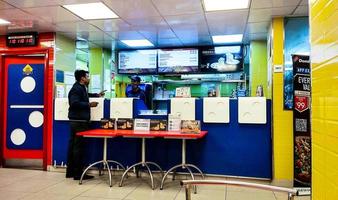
150;119;167;131
100;118;115;129
116;118;134;130
168;114;181;131
181;120;201;134
134;119;151;131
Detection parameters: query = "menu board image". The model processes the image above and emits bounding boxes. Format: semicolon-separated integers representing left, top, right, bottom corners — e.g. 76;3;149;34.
200;46;243;73
118;50;157;74
158;48;199;73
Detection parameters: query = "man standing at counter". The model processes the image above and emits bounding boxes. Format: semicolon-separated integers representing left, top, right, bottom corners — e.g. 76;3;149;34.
66;70;105;180
126;75;147;106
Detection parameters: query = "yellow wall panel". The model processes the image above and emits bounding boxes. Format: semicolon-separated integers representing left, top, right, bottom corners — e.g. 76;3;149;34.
311;0;338;199
271;17;294;181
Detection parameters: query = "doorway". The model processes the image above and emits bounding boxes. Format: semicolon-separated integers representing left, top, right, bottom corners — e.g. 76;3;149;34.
0;52;51;170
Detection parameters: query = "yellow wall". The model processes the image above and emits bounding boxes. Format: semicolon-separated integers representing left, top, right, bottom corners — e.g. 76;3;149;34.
250;41;268;97
310;0;338;199
271;18;294;183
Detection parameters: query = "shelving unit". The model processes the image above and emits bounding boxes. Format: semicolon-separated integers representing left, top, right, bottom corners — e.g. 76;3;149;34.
151;73;247;110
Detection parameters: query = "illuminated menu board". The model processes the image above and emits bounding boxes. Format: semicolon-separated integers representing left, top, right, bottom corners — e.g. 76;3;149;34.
158;48;199;74
118;50;157;74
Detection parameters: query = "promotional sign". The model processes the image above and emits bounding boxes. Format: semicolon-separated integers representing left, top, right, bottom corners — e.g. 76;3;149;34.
292;55;311;190
134;119;150;131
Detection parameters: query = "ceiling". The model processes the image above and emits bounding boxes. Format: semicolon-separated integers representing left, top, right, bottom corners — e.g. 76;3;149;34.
0;0;308;50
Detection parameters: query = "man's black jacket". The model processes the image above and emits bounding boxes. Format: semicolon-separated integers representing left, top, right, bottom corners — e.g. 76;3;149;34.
68;82;98;121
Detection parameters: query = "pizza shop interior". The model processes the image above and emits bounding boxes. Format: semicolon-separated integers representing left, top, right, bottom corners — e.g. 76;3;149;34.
0;0;336;200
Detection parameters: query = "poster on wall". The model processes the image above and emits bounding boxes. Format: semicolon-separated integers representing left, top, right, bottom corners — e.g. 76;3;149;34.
284;69;293;109
283;17;310;110
292;54;311;192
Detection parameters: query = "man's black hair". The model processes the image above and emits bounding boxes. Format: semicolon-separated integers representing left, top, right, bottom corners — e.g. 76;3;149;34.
130;76;141;82
74;70;88;82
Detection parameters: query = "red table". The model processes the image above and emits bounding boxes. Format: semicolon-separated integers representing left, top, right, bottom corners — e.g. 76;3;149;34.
76;129;126;187
77;129;207;190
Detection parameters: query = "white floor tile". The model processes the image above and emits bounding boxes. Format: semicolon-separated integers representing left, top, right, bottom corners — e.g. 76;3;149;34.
0;168;312;200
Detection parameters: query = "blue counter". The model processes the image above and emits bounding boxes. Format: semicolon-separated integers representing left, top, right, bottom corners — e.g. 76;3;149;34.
53;99;272;179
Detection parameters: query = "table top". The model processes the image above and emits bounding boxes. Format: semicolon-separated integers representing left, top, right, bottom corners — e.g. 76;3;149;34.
77;129;119;137
77;129;207;139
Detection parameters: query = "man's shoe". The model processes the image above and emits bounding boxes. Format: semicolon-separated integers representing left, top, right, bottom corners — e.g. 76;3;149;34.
65;174;73;178
73;174;94;180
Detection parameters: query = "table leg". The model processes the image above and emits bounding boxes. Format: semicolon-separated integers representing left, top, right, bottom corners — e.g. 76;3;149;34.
143;163;155;189
119;161;144;187
160;139;204;192
79;160;104;184
185;164;205;179
104;161;113;187
119;138;162;190
160;164;184;190
145;161;164;177
185;166;197;194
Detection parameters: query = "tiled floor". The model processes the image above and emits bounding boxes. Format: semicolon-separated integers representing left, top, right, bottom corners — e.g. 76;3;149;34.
0;168;311;200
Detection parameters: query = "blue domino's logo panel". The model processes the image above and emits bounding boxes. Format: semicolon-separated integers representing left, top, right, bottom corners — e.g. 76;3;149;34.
6;64;44;150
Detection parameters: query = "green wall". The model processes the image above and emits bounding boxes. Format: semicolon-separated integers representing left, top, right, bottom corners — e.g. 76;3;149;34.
55;34;76;72
54;34;76;98
88;48;113;98
250;40;268;97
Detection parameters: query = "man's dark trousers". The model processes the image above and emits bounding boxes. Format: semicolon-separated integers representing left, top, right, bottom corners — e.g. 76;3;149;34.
66;121;90;178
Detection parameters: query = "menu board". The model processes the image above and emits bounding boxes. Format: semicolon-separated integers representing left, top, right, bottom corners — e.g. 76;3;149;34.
118;50;157;74
158;48;199;73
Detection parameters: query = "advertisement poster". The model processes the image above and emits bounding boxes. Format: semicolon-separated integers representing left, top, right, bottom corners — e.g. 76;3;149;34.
292;54;311;190
283;17;310;110
200;46;243;73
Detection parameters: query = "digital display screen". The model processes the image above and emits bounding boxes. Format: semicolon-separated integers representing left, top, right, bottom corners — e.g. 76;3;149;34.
118;50;157;74
158;48;199;74
6;32;38;47
200;46;243;73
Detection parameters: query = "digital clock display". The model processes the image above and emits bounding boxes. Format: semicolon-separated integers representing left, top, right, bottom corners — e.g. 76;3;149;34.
6;33;38;47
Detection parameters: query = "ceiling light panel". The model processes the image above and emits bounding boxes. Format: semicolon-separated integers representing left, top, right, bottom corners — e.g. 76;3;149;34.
203;0;250;11
0;18;10;25
121;39;154;47
63;2;118;20
212;34;243;44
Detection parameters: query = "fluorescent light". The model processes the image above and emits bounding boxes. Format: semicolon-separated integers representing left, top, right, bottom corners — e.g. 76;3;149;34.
215;46;241;54
203;0;250;11
212;34;243;44
0;18;10;25
121;40;154;47
63;2;118;20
